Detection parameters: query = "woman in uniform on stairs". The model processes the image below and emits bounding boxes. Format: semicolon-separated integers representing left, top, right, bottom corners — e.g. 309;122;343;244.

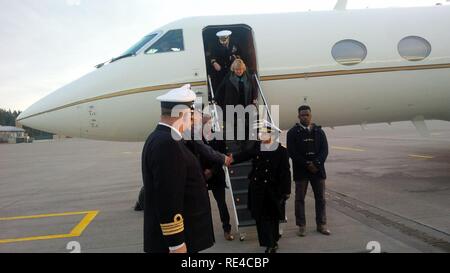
230;123;292;253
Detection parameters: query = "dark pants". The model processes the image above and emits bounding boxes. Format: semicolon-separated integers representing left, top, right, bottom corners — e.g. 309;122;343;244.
256;219;280;248
295;178;327;227
212;70;227;93
211;186;231;233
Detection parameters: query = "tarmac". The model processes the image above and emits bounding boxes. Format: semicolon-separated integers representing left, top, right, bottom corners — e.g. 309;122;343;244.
0;121;449;253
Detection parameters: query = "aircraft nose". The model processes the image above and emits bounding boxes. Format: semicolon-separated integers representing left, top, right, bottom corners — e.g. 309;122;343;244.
16;66;107;137
16;90;82;137
15;68;100;137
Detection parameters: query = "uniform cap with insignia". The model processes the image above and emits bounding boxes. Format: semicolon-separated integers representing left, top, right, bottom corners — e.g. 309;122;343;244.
216;30;232;38
157;84;196;112
217;30;232;45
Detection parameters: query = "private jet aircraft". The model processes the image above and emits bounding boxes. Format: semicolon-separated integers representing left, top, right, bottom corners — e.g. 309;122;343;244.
17;5;450;141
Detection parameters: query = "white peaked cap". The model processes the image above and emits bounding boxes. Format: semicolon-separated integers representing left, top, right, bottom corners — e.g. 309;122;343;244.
253;119;282;133
157;84;196;103
216;30;232;38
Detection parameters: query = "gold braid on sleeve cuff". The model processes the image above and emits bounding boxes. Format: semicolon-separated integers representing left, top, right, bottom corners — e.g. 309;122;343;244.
160;214;184;236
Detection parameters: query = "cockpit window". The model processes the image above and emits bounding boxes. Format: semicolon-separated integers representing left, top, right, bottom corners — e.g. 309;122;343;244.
145;29;184;54
121;33;158;56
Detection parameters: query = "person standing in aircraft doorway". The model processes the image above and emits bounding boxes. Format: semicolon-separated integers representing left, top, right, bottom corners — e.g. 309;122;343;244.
210;30;241;92
216;59;258;143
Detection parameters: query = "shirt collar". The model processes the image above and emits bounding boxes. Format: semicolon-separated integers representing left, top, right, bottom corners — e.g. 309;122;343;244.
298;123;309;130
158;122;183;139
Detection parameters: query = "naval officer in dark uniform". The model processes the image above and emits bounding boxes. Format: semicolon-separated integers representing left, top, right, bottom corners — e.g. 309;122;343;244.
210;30;241;91
231;122;292;253
142;85;214;253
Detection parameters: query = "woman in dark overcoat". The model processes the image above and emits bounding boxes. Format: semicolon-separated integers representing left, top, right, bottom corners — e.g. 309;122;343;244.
232;128;292;253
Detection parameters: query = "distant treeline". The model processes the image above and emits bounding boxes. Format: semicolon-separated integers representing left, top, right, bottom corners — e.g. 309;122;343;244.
0;108;20;126
0;108;54;140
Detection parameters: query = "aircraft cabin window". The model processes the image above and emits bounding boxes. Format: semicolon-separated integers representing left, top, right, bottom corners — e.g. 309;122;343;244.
332;39;367;66
145;29;184;54
121;33;158;56
398;36;432;61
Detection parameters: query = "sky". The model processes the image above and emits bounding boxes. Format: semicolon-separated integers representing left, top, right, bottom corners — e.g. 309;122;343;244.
0;0;447;111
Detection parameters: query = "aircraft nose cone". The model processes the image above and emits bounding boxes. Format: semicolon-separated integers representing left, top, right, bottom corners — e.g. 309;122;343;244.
16;67;103;136
17;91;84;137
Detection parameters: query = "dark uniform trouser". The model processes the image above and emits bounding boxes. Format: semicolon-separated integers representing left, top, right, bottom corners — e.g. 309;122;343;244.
295;178;327;227
256;219;279;248
212;70;227;92
211;186;231;233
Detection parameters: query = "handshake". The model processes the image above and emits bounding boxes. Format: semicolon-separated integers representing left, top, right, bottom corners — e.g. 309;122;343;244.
204;154;234;181
224;154;234;167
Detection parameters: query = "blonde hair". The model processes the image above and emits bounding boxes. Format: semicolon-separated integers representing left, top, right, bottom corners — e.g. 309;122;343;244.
230;58;247;72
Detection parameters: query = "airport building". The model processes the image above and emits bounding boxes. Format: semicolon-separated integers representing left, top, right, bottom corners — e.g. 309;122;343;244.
0;125;29;144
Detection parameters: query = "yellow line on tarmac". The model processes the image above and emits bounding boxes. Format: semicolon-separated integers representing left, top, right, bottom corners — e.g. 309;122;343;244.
408;154;434;160
0;211;99;244
0;234;77;244
331;146;366;152
70;211;99;236
0;211;94;221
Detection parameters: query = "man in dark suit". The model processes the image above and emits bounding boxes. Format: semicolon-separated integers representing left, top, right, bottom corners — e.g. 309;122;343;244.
191;113;234;241
142;85;214;253
287;105;331;237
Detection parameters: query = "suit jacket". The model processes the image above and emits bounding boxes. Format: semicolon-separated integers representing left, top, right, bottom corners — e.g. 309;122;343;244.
184;139;226;190
142;125;214;253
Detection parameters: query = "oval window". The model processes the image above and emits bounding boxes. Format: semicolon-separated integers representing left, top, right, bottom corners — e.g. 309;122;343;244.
332;39;367;66
398;36;431;61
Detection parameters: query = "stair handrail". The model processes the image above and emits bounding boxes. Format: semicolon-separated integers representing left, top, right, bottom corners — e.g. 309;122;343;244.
253;74;281;133
207;75;222;133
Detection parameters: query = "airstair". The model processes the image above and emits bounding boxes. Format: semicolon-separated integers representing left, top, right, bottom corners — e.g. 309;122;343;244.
207;74;281;241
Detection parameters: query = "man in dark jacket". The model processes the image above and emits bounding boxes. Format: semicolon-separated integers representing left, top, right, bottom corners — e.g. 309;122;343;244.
184;112;234;241
209;30;241;91
135;119;232;212
142;85;214;253
193;138;234;241
287;105;330;237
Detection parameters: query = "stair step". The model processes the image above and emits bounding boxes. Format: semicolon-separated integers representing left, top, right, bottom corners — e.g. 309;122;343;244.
239;220;256;227
233;189;248;195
